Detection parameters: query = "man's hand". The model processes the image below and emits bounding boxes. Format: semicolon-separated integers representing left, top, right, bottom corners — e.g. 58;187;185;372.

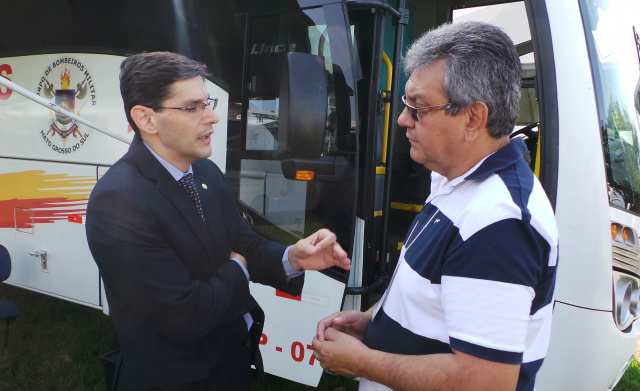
288;228;350;271
316;310;372;342
313;309;373;378
312;327;368;378
230;251;247;269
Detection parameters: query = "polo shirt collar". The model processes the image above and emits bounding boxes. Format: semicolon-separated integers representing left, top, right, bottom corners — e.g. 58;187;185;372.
426;137;527;203
465;136;527;181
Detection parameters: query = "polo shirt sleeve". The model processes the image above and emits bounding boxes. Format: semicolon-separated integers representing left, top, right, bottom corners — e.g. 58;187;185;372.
440;218;551;364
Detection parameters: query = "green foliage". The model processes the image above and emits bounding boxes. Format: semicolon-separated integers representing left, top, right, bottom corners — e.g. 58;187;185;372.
614;359;640;391
607;95;636;134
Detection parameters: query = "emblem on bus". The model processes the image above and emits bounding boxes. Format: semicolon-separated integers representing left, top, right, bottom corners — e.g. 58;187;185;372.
36;56;96;154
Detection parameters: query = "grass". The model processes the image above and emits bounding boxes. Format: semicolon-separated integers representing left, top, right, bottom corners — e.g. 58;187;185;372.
0;282;638;391
0;283;112;391
615;359;640;391
0;283;358;391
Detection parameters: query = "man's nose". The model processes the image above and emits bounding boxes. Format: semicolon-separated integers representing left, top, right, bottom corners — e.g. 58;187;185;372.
204;107;219;124
397;107;414;128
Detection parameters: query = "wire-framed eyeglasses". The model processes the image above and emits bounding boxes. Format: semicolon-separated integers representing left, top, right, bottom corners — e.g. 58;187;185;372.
401;95;451;121
153;98;218;114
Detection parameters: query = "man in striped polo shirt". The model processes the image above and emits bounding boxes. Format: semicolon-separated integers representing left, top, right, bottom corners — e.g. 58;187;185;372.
313;21;558;391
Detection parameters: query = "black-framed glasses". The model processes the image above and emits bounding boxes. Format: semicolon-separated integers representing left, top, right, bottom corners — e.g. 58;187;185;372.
153;98;218;113
401;95;451;121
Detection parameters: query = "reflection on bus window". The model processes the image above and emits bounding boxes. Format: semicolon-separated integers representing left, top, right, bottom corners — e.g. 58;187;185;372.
582;0;640;213
236;3;357;251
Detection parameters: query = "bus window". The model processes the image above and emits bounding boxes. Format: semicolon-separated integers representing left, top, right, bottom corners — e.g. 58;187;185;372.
580;0;640;215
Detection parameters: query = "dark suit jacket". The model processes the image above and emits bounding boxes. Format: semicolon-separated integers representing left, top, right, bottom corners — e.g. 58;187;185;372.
86;136;303;391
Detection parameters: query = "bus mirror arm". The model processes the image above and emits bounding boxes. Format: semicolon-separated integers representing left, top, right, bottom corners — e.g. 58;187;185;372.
345;276;389;295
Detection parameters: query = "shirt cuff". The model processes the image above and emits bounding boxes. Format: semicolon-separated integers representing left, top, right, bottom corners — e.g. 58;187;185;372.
230;257;250;281
283;246;304;279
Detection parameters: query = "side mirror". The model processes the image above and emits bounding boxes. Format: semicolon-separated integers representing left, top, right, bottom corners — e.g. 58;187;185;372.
278;52;328;159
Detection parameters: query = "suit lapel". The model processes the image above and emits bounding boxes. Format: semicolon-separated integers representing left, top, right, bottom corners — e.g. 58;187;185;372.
128;137;217;261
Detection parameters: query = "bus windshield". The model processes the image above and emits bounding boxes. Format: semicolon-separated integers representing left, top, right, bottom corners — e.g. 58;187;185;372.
581;0;640;214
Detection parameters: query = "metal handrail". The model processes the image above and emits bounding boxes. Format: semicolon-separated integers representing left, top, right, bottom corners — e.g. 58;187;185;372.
345;0;403;20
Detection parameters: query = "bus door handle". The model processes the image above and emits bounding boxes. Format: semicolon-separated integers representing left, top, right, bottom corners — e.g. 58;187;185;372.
28;250;48;271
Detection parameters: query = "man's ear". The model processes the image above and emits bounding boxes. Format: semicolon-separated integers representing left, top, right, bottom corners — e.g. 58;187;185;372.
463;101;489;142
130;105;158;136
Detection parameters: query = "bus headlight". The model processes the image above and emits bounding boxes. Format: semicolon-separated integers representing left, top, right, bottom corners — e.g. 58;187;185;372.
631;286;640;318
613;272;640;331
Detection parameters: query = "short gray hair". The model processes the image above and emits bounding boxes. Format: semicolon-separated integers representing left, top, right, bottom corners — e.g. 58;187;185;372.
404;21;521;138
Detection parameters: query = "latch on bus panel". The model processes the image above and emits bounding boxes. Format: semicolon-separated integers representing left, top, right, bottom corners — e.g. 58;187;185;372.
28;250;48;272
377;90;391;113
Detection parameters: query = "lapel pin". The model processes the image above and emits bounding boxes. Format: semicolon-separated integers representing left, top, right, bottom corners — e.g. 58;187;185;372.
202;183;208;190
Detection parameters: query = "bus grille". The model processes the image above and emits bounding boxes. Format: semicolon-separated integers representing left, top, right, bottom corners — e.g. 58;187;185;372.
612;243;640;277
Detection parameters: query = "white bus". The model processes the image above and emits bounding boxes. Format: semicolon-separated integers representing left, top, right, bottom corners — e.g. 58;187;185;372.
1;0;639;389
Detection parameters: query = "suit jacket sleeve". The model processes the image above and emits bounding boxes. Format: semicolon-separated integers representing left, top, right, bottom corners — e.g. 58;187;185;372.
201;161;304;296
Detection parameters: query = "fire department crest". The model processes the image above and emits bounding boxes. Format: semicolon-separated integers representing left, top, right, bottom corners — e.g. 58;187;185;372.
37;56;97;154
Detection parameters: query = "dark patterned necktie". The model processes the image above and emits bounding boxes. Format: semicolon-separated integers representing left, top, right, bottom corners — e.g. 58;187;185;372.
178;173;206;223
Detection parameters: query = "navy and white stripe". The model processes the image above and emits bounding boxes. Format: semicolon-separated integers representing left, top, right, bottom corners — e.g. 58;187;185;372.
361;138;558;391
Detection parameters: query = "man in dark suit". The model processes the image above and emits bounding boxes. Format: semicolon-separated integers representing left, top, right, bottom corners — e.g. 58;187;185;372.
86;51;350;391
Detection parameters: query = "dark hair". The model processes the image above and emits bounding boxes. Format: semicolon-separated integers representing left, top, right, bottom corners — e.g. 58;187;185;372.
119;52;211;137
403;21;521;139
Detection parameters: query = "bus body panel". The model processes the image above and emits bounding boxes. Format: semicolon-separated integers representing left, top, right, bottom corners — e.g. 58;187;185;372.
0;54;131;164
538;302;639;391
250;271;346;386
0;158;101;307
538;1;640;388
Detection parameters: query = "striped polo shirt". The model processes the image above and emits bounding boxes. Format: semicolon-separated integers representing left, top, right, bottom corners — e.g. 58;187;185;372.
361;137;558;391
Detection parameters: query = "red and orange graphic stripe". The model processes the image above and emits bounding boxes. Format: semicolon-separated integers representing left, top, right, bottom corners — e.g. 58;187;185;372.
0;170;95;229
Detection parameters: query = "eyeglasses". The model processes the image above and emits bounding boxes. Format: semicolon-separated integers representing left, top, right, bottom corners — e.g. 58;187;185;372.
153;98;218;113
401;95;451;121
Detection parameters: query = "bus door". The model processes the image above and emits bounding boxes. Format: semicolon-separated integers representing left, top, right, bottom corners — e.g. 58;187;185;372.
225;2;359;386
343;1;406;312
